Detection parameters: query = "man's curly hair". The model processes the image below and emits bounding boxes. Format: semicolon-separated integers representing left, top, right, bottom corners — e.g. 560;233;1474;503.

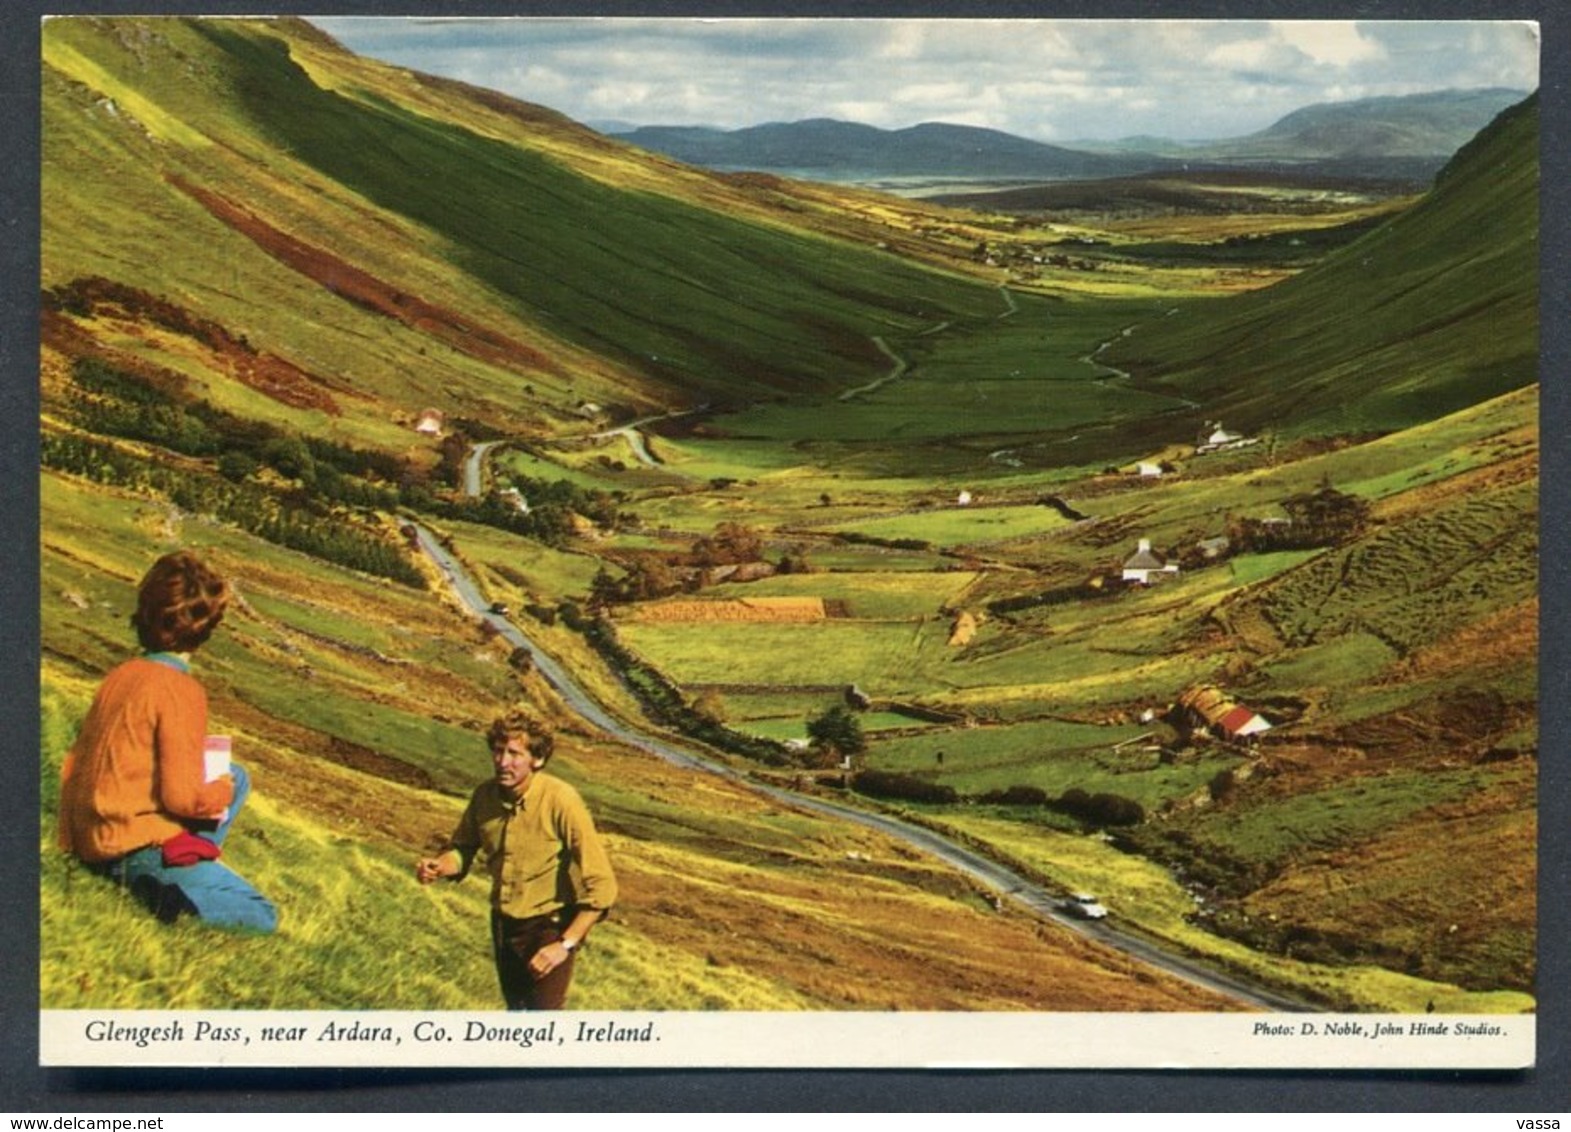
486;708;555;764
132;551;230;653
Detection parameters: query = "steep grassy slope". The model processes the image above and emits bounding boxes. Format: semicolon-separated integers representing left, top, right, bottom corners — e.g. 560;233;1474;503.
42;17;1008;438
1103;95;1538;436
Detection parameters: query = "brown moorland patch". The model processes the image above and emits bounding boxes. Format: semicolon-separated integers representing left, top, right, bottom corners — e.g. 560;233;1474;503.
44;274;344;413
1241;763;1535;991
1388;597;1537;684
627;597;829;623
172;177;564;380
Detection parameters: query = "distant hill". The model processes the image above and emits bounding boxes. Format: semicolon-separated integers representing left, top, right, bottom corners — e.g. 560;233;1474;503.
1103;93;1539;435
1197;88;1531;161
619;89;1531;186
616;118;1157;181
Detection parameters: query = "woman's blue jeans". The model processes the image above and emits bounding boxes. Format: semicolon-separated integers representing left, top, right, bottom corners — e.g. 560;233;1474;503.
96;762;278;934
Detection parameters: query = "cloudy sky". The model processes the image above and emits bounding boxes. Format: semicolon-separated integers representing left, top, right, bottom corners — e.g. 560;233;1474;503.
309;17;1539;142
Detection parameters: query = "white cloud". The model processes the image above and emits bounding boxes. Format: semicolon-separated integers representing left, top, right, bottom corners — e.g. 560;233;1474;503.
1206;38;1278;71
1270;20;1386;68
311;16;1537;142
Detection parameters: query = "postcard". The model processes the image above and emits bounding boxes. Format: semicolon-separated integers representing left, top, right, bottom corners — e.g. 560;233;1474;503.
32;10;1542;1074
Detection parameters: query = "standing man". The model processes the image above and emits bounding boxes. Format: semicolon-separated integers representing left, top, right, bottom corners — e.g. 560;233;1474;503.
416;709;617;1010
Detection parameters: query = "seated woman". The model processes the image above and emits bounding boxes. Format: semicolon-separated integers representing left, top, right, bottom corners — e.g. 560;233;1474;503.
58;551;277;934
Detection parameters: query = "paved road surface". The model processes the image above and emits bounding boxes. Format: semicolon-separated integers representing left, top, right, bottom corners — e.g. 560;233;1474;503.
463;440;505;497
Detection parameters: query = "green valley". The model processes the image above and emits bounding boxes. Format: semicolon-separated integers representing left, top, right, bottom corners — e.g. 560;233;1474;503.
39;16;1537;1018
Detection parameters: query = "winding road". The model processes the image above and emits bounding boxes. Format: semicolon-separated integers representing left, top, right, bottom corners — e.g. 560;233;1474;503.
587;406;712;468
463;440;506;496
411;518;1308;1012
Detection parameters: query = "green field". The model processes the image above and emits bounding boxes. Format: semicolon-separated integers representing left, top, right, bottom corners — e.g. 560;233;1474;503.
829;503;1075;548
617;619;950;692
866;719;1238;812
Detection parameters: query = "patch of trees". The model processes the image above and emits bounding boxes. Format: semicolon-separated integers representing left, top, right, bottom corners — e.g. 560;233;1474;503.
67;358;404;508
851;769;959;805
42;433;426;588
690;521;763;568
523;602;559;626
1231;483;1371;552
66;356;618;550
449;416;509;442
776;545;816;575
806;704;866;762
413;481;616;550
589;560;674;606
587;522;777;607
970;783;1144;825
436;433;469;490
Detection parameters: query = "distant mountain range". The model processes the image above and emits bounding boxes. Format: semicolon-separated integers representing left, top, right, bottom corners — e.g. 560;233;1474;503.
612;88;1532;185
613;118;1143;182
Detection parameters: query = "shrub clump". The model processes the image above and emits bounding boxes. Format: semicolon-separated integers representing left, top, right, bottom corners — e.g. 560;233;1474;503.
852;770;959;805
1054;787;1145;826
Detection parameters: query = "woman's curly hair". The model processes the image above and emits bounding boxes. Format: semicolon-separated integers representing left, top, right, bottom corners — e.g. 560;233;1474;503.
486;707;555;764
132;551;230;653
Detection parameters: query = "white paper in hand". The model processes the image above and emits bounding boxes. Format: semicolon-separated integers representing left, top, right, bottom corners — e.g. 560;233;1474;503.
203;735;232;783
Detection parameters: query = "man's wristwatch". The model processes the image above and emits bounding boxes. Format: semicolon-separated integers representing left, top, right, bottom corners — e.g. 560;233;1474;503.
560;937;578;953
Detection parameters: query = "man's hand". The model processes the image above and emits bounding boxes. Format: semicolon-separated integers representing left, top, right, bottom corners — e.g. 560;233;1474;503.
529;940;573;979
415;852;459;885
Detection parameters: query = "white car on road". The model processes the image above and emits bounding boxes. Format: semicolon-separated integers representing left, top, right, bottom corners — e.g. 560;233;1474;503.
1060;892;1109;920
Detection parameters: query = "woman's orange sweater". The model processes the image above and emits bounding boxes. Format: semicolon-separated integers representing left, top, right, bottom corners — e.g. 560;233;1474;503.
58;657;235;863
